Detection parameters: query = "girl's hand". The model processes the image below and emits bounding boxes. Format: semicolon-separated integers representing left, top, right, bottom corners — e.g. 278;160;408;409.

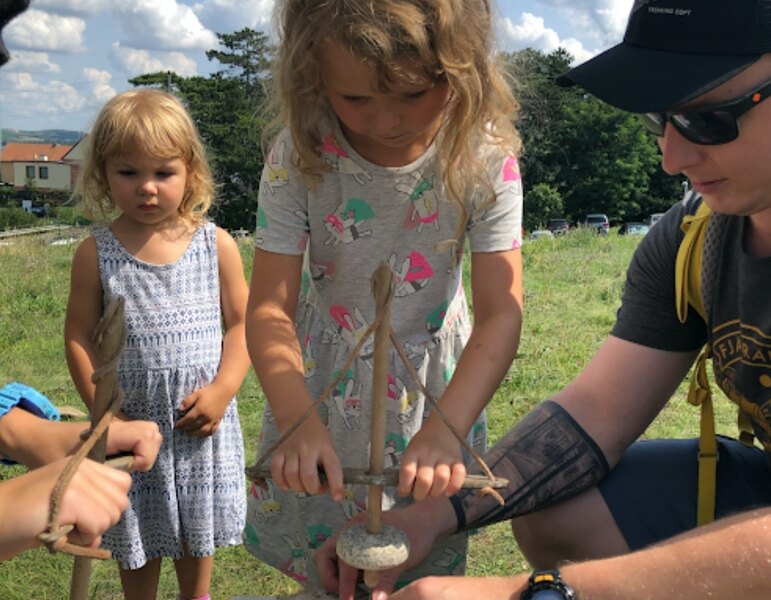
397;421;466;501
175;383;231;438
271;415;344;501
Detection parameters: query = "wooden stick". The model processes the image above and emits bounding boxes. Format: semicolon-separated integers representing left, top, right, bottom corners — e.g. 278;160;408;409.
246;465;508;488
364;264;394;588
69;296;126;600
366;263;393;535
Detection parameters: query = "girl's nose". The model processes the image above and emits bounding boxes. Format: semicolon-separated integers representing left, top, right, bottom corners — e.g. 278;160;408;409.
658;123;703;176
374;107;402;132
138;178;157;195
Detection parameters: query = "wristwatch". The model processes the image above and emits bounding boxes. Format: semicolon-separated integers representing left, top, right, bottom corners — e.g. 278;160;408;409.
520;569;576;599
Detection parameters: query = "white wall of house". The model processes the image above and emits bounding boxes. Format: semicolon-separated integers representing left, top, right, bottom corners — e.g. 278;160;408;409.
11;161;71;191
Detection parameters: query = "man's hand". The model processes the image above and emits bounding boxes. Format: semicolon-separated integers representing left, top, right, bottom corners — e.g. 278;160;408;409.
317;496;457;600
105;419;161;471
386;575;526;600
0;456;132;560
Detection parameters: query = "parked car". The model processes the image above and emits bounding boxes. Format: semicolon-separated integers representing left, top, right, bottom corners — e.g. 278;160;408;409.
546;218;570;236
529;229;554;241
585;213;610;235
648;212;665;227
618;222;649;236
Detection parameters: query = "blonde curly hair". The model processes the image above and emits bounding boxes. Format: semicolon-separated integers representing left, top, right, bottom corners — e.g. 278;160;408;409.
265;0;521;235
75;88;214;224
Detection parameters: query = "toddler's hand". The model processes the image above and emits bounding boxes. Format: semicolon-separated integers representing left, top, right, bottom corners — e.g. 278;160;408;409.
397;421;466;501
175;383;231;438
271;416;344;501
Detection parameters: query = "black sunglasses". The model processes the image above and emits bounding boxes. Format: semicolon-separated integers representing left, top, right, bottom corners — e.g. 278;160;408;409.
637;80;771;145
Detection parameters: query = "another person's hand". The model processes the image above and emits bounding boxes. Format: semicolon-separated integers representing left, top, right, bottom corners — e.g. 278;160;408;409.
271;415;344;501
385;575;525;600
397;420;466;500
175;383;231;437
0;456;132;560
105;418;161;471
317;497;456;600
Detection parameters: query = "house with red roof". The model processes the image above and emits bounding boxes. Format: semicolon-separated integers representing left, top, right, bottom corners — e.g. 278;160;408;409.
0;140;83;192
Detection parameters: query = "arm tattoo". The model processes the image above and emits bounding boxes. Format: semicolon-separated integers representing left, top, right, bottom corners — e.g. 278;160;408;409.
451;400;609;530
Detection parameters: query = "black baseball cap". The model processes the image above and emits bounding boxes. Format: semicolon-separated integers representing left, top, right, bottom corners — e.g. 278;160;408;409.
557;0;771;113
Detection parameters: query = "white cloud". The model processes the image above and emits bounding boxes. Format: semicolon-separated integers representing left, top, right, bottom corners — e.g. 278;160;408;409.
32;0;111;17
497;1;633;65
0;73;90;130
527;0;633;46
82;68;117;103
111;43;199;77
499;12;596;64
5;9;86;53
3;71;39;92
1;51;62;73
111;0;218;51
501;13;561;50
559;39;595;65
192;0;274;35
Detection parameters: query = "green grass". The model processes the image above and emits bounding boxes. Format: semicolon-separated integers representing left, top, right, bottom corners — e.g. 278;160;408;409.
0;228;737;598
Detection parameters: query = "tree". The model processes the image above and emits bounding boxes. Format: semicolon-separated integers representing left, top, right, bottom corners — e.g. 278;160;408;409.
553;96;661;221
523;183;563;231
129;29;273;230
206;29;272;97
503;48;673;223
503;48;578;192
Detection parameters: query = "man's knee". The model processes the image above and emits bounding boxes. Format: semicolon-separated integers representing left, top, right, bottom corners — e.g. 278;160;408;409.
511;509;566;569
511;489;630;568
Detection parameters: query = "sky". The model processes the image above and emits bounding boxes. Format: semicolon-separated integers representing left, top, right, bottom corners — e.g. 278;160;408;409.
0;0;634;134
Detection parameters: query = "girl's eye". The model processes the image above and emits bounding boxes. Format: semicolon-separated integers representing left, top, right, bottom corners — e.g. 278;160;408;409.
343;95;367;103
118;170;136;176
405;90;427;100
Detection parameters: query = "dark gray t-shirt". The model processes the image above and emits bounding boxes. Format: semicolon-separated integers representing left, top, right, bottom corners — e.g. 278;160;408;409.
613;196;771;451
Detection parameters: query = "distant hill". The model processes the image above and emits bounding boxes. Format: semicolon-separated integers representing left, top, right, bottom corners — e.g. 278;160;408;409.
1;129;84;146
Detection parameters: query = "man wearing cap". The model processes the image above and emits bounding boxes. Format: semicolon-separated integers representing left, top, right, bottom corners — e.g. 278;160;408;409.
317;0;771;598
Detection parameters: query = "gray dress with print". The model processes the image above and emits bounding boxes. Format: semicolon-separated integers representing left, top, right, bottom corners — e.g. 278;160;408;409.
94;222;246;570
245;124;523;587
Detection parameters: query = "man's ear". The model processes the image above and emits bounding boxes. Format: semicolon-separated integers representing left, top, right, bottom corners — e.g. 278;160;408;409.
0;0;31;67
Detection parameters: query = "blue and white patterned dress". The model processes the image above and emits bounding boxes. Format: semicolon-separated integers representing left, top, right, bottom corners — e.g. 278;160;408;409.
94;222;246;570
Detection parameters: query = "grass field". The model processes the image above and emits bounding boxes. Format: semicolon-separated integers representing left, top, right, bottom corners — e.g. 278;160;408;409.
0;228;737;598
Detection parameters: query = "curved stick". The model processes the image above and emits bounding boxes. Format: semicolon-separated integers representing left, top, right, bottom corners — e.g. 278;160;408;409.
69;296;126;600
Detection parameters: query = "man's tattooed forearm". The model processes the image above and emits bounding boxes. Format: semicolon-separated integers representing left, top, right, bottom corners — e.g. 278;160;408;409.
451;401;609;530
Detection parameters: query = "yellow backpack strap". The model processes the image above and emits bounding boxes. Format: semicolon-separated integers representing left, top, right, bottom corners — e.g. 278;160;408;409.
675;198;716;525
686;345;716;526
675;200;712;323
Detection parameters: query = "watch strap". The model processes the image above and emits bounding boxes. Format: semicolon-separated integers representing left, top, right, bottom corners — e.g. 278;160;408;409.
521;568;576;599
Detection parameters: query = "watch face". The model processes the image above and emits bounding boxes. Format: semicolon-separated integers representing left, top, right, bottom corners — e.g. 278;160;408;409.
532;592;567;600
